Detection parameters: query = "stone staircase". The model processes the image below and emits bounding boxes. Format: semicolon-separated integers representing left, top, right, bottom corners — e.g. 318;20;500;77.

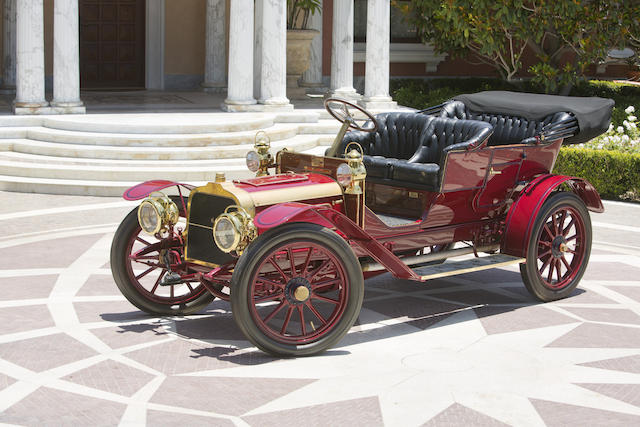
0;110;342;196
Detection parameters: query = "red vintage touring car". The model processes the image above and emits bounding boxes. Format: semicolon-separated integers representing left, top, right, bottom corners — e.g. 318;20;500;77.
111;91;614;356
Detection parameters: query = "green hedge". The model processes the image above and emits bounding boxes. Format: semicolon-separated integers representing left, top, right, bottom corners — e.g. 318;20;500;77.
554;147;640;200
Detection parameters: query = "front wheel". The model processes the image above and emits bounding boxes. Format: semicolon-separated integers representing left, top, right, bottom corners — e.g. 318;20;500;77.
231;223;364;356
110;199;215;316
520;192;592;302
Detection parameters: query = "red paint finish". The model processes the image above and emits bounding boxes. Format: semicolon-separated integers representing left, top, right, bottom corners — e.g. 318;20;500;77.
502;174;603;258
123;180;194;201
254;202;335;233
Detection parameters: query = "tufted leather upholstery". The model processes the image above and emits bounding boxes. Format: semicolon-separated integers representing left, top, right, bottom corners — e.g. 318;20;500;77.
439;101;572;146
336;112;493;190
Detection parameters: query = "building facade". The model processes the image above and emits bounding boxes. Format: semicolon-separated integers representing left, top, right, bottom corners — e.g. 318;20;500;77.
0;0;630;114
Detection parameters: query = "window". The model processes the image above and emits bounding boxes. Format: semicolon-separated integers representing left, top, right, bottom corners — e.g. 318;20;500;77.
354;0;420;43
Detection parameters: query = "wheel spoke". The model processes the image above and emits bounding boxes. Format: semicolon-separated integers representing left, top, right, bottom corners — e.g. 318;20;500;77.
254;291;284;304
186;283;194;292
268;256;290;281
256;276;286;289
560;255;571;271
547;260;555;283
539;240;552;248
150;272;163;294
136;236;152;246
543;224;555;239
306;259;330;281
311;278;341;291
538;249;552;259
312;293;340;305
135;266;157;280
555;259;562;283
300;247;313;277
170;285;174;298
551;214;558;236
287;248;297;276
298;306;306;336
539;254;552;275
281;306;294;335
566;234;577;242
562;218;575;236
263;300;286;324
558;210;567;234
306;300;327;325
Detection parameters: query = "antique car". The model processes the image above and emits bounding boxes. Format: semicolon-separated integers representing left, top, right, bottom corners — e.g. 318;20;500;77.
111;91;614;356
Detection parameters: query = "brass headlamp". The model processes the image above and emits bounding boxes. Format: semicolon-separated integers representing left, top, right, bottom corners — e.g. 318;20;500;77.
343;143;367;195
246;131;273;176
137;192;179;235
212;205;257;254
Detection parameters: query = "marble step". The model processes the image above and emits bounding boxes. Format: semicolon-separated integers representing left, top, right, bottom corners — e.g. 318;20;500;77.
5;134;326;160
24;123;300;147
39;113;276;134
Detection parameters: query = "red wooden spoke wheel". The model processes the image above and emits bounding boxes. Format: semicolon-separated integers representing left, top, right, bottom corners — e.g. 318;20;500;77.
521;192;592;302
110;200;215;315
231;223;364;357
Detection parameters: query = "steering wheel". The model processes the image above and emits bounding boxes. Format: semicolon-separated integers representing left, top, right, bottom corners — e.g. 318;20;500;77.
324;98;378;133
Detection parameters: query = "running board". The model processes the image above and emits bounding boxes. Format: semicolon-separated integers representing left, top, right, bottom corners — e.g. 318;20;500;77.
416;254;525;281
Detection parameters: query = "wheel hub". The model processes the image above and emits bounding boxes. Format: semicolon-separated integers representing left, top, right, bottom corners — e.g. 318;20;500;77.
551;235;568;258
285;277;311;304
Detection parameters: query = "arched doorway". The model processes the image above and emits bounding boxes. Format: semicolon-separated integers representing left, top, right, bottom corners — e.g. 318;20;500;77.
79;0;146;89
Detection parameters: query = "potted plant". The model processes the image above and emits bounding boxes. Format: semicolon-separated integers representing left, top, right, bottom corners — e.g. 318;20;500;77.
286;0;321;98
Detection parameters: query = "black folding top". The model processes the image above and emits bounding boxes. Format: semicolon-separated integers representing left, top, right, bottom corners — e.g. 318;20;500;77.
453;91;614;144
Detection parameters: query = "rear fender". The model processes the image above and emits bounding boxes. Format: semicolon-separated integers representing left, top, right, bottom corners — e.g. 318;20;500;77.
253;202;420;280
123;180;195;201
502;174;603;257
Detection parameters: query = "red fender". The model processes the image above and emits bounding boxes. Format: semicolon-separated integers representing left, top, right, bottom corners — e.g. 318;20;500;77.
254;202;421;281
502;174;603;258
123;180;195;201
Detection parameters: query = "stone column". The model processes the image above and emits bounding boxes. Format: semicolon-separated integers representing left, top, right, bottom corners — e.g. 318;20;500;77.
14;0;48;114
301;0;323;89
1;0;16;93
253;0;263;99
360;0;396;109
259;0;291;109
202;0;226;93
51;0;85;114
330;0;359;99
223;0;257;111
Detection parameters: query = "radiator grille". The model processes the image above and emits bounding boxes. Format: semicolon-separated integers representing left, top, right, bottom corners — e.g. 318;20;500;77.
186;193;235;266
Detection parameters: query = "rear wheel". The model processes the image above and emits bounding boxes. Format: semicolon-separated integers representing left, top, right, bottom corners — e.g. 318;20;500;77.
110;198;215;315
520;192;592;302
231;223;364;356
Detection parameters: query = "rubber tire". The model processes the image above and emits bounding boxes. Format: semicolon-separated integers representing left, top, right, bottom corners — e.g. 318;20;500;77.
520;192;592;302
110;198;215;316
231;223;364;357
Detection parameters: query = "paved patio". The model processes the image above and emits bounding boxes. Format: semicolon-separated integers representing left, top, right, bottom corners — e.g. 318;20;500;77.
0;191;639;426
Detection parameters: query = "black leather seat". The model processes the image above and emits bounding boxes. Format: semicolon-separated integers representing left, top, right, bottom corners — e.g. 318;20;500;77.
439;101;572;146
336;112;493;191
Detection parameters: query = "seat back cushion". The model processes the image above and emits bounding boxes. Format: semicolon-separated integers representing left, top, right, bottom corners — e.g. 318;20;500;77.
439;101;572;146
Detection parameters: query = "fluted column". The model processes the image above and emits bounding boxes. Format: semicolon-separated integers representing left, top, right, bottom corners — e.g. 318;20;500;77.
330;0;358;99
202;0;226;93
1;0;16;93
52;0;85;113
223;0;257;111
259;0;290;108
301;0;323;88
14;0;48;114
360;0;396;109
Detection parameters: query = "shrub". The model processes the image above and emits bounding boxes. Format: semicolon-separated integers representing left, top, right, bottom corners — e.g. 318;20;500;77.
554;147;640;200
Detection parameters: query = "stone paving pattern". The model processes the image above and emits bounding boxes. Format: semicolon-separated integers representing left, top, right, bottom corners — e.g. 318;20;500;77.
0;191;639;426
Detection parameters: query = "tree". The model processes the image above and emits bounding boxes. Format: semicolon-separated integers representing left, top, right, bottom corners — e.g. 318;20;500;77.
399;0;531;82
401;0;639;94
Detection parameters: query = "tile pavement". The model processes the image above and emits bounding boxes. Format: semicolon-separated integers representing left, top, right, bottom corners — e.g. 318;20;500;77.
0;191;639;426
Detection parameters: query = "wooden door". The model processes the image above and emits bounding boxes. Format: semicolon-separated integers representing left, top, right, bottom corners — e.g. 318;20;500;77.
80;0;146;89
